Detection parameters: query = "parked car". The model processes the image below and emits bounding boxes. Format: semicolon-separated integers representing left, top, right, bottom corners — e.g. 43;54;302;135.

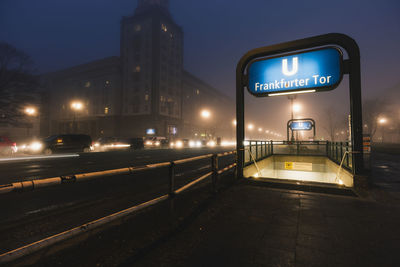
0;136;18;155
26;134;92;155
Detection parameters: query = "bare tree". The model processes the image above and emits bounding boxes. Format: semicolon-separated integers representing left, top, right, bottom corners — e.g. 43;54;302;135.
363;98;386;141
321;106;347;141
0;42;39;125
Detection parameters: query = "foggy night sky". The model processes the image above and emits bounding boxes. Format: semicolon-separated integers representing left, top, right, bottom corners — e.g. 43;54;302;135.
1;0;399;137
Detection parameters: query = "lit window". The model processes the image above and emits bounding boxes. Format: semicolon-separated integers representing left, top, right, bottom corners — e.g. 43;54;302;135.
161;24;167;32
134;24;141;32
196;89;200;95
134;66;141;72
84;81;91;88
104;107;109;114
145;94;149;101
105;80;110;85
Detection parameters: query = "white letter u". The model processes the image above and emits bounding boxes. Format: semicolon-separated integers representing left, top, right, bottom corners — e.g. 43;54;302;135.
282;57;298;76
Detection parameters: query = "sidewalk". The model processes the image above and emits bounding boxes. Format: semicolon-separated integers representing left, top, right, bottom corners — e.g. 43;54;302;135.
126;182;400;267
18;176;400;267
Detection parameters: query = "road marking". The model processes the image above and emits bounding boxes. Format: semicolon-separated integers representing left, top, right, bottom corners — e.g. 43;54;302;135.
0;154;80;163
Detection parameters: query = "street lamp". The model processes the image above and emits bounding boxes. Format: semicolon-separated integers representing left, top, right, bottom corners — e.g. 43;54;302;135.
200;109;211;119
25;107;37;116
71;101;84;133
200;109;211;139
378;117;387;143
293;103;302;113
24;106;37;136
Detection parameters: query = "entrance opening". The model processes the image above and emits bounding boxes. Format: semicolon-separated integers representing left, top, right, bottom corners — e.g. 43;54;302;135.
243;141;353;187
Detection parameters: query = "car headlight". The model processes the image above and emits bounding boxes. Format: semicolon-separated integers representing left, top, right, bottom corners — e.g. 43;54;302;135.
155;141;160;146
145;141;153;146
176;141;183;148
196;141;202;147
207;141;216;147
30;142;43;151
189;140;195;147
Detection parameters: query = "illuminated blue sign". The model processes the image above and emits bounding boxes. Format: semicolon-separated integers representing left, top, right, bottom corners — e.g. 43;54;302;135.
248;47;343;96
290;121;313;131
146;128;156;135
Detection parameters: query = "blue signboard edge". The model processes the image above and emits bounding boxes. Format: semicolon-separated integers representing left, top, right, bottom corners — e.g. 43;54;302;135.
289;121;313;131
246;46;344;97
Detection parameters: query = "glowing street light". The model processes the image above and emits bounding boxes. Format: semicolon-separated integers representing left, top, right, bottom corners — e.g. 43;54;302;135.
24;106;38;137
71;101;84;133
378;117;387;143
293;103;302;113
200;109;211;119
378;117;387;124
25;107;37;116
247;124;254;130
71;101;84;111
232;119;237;126
258;127;262;132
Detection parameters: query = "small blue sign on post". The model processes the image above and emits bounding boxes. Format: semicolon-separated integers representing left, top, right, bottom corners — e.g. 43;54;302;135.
248;47;343;96
290;121;313;131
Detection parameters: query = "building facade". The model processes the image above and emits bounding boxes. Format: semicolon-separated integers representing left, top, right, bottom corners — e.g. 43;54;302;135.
41;0;233;140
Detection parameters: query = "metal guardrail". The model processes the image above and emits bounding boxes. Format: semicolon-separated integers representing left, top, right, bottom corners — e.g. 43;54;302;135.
0;151;237;264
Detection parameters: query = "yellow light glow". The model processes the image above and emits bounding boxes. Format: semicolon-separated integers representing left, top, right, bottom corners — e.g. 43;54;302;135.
293;103;302;112
378;118;387;124
232;119;237;126
71;101;83;110
248;124;254;130
25;107;37;116
200;109;211;119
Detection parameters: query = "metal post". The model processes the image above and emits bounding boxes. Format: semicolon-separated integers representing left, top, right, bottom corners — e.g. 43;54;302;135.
169;162;175;196
236;63;245;179
346;142;349;168
340;142;343;163
256;141;258;160
211;154;219;193
271;140;273;155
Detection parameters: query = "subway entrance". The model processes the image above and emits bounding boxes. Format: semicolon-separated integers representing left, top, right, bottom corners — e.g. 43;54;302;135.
236;33;364;188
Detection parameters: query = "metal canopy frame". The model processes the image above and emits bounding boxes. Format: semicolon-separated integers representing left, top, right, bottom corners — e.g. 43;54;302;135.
287;118;316;141
236;33;363;177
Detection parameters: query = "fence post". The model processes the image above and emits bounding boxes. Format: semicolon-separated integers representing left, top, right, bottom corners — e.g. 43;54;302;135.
169;162;175;197
212;154;219;193
271;140;274;155
326;142;329;158
340;142;343;163
256;141;259;160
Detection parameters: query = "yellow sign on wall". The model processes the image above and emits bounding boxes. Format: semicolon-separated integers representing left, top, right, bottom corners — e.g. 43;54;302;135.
285;162;293;170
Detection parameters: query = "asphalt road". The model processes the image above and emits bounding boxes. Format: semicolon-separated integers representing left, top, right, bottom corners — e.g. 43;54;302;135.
0;147;234;184
0;147;235;255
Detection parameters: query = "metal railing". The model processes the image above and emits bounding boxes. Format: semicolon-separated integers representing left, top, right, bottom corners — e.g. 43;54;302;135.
244;140;273;166
0;150;237;264
243;140;353;172
327;141;352;170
